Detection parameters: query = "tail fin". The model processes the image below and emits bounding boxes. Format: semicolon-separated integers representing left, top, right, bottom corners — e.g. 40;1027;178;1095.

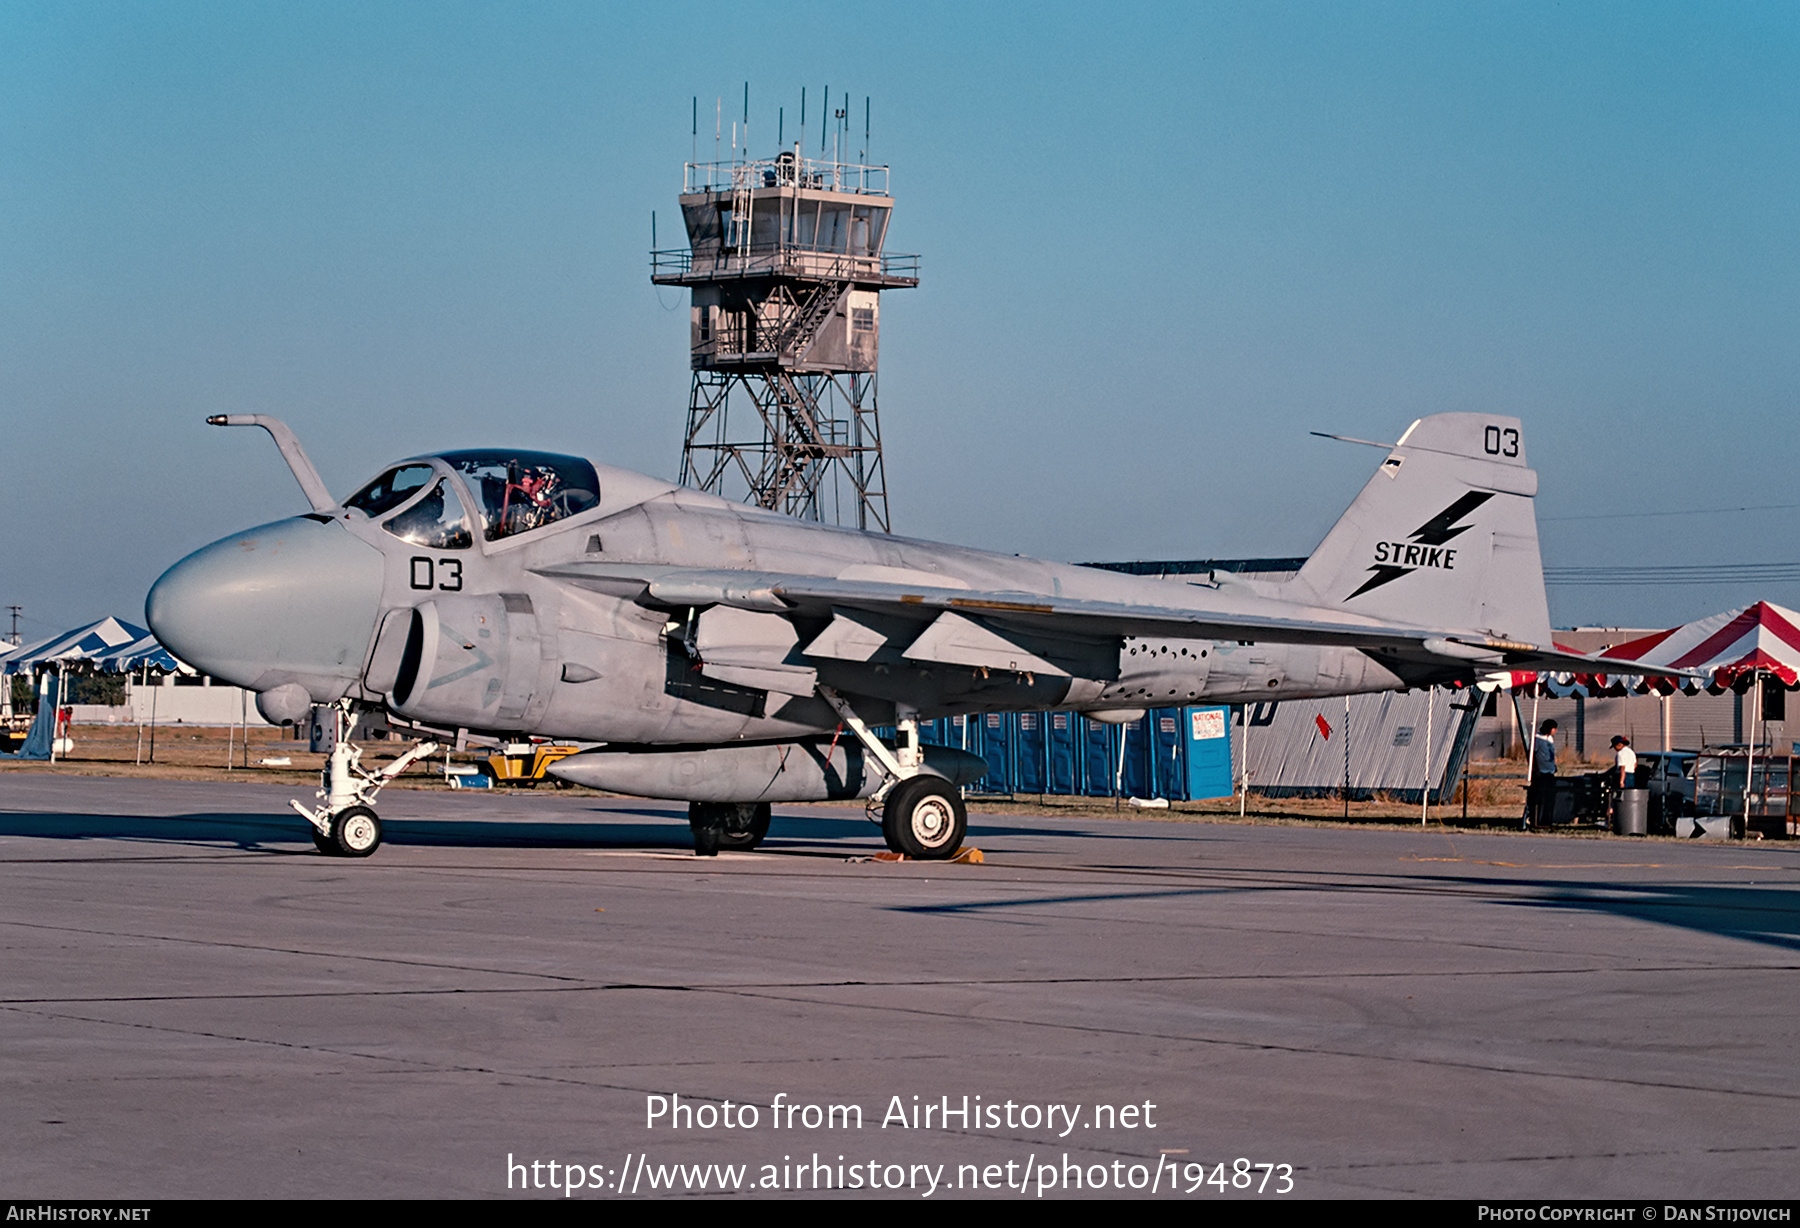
1284;413;1554;646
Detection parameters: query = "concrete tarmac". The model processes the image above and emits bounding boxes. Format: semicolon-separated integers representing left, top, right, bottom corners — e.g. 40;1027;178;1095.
3;773;1797;1200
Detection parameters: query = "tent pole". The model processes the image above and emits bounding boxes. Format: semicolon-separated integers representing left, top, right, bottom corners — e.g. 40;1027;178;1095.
1343;693;1351;821
51;662;64;763
1422;687;1433;826
1114;722;1128;809
1745;669;1761;838
1238;707;1247;818
1524;688;1540;828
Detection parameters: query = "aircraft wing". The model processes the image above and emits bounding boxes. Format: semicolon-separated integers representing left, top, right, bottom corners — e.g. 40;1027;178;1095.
534;561;1670;680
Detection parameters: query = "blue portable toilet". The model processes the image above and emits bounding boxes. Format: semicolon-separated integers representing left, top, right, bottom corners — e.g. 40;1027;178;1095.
1115;710;1185;799
1014;711;1047;793
1082;715;1118;796
1120;713;1155;798
974;711;1012;793
1152;709;1186;799
1046;711;1078;794
1183;706;1234;800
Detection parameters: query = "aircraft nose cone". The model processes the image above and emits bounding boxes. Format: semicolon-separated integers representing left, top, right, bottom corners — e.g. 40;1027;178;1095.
147;517;386;699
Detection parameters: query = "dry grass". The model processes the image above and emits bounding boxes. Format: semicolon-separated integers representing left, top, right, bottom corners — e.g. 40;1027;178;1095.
0;723;474;791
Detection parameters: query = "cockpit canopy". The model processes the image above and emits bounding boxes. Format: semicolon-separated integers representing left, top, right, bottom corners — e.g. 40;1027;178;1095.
440;451;600;542
345;464;434;518
345;450;601;547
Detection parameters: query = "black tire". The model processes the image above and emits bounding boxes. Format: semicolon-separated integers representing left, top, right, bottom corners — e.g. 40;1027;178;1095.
311;826;337;855
689;801;772;853
881;778;967;860
718;802;771;850
331;806;383;858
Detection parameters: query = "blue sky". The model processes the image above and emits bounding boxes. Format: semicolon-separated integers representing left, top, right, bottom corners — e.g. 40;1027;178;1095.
4;1;1796;640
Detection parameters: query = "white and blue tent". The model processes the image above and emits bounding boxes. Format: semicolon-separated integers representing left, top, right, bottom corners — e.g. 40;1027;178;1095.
1;616;155;675
2;617;188;761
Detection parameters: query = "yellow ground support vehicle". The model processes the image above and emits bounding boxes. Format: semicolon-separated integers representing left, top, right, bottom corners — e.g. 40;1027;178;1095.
484;743;583;787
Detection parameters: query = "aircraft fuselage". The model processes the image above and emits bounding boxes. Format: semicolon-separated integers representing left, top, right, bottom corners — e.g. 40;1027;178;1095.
149;455;1408;749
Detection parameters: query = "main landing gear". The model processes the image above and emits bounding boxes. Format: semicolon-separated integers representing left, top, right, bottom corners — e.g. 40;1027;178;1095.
880;775;967;860
291;700;438;858
818;687;968;861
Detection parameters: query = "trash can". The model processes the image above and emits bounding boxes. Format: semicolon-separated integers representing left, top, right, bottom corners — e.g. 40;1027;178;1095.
1614;788;1649;836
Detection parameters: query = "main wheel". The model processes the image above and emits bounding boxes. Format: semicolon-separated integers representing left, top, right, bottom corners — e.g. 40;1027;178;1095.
689;801;772;854
331;806;383;858
881;778;967;860
717;802;771;850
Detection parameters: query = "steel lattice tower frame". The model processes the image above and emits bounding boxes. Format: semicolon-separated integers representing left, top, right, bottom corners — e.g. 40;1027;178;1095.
652;150;917;530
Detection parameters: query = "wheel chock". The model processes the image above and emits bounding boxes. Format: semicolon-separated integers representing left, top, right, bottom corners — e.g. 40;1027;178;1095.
860;847;984;864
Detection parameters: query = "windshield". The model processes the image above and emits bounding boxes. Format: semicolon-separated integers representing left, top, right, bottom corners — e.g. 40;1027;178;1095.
382;480;473;549
345;464;435;517
440;450;600;542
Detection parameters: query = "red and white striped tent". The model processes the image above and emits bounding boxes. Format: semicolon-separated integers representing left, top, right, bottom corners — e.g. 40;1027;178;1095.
1602;601;1800;689
1497;602;1800;696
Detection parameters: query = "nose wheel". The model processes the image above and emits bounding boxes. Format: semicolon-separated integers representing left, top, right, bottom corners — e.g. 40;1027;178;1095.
291;700;434;859
303;799;394;858
326;806;383;857
312;806;382;857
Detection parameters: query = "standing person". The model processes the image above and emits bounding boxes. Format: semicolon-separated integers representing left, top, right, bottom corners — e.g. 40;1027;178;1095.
1608;735;1637;828
1527;719;1558;829
1610;735;1637;788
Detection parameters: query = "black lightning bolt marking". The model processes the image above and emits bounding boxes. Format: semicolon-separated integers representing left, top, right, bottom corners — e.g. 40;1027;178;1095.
1410;491;1494;546
1346;491;1496;600
1347;565;1412;599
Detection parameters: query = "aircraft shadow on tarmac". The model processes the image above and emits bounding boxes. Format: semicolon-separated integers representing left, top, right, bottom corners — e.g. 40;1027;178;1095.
0;806;912;854
8;807;1799;952
0;803;1153;855
891;866;1800;954
1484;875;1800;955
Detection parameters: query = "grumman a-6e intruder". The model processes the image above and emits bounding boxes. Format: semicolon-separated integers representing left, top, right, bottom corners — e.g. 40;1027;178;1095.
147;413;1626;860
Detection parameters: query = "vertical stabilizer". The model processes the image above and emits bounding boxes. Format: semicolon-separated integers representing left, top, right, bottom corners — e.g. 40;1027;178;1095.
1286;414;1554;647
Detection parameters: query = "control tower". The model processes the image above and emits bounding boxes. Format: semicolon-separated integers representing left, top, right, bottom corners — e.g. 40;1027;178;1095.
652;148;918;531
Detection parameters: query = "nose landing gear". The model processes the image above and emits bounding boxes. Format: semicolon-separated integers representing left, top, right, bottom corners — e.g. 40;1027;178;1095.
291;700;437;857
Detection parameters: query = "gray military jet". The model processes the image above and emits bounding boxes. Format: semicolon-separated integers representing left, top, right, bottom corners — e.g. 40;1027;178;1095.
147;412;1622;859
